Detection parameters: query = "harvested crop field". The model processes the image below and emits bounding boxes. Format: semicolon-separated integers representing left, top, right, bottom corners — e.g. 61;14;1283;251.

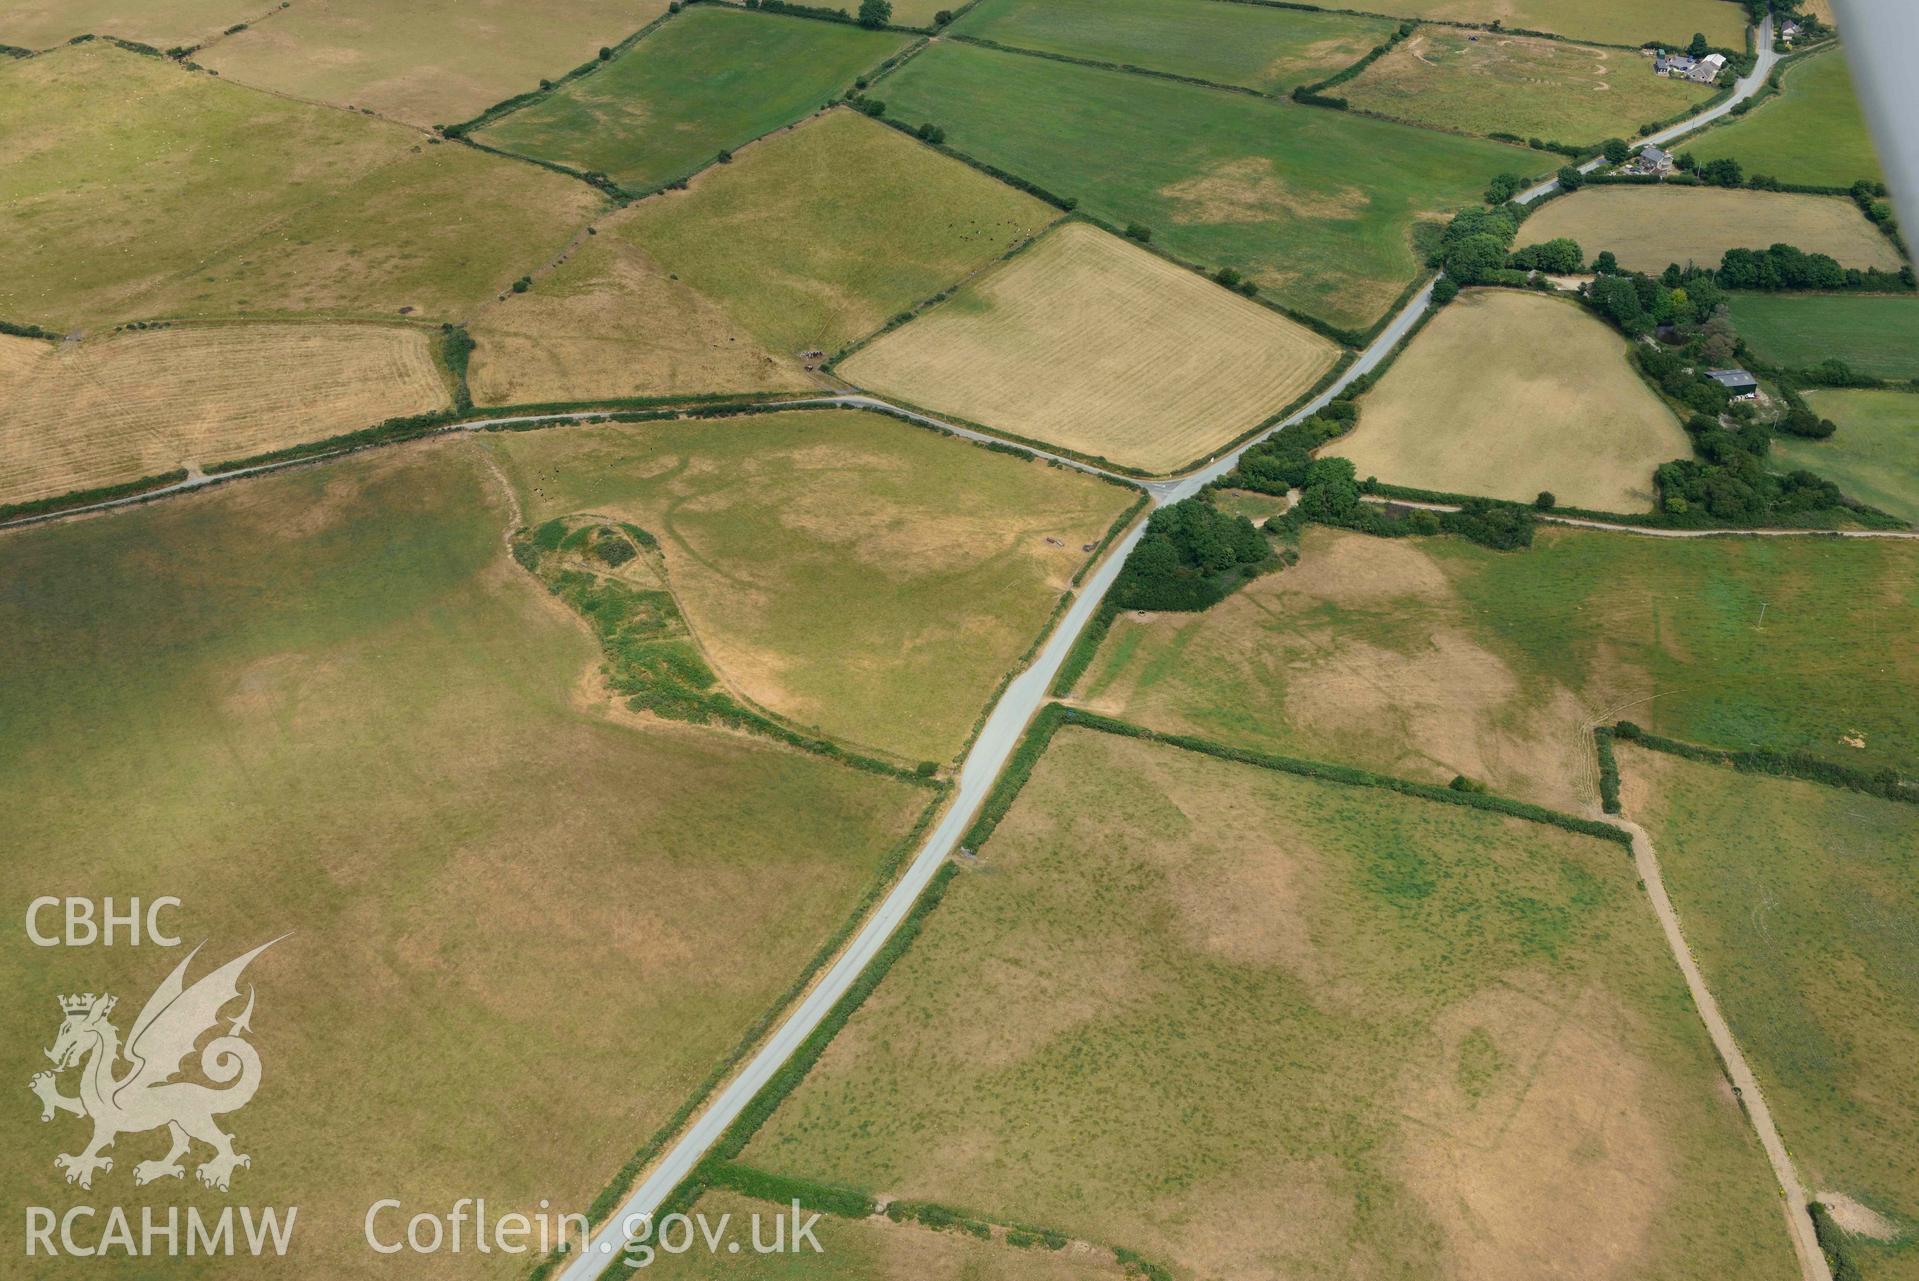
1733;293;1919;380
1620;746;1919;1268
0;0;257;49
0;323;450;505
1075;523;1919;810
876;40;1537;334
640;1189;1133;1279
1685;46;1883;187
950;0;1398;93
0;440;929;1281
615;109;1057;364
201;0;674;128
1357;0;1745;48
0;43;602;330
1343;29;1715;146
1776;389;1919;523
1330;289;1686;511
1516;185;1907;274
484;409;1134;763
745;725;1797;1281
840;222;1340;473
466;231;810;406
473;7;909;191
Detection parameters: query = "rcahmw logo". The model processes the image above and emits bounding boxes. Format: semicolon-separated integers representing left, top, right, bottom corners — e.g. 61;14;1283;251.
24;936;300;1259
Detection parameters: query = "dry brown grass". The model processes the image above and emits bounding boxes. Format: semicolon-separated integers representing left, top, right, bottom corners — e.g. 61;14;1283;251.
840;222;1340;473
467;220;809;407
201;0;673;128
0;323;450;504
0;0;257;48
1330;289;1688;511
0;43;604;330
1518;185;1907;274
747;727;1796;1281
1081;526;1597;809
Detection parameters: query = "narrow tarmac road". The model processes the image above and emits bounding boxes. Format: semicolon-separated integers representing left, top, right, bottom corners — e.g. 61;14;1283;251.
556;27;1817;1279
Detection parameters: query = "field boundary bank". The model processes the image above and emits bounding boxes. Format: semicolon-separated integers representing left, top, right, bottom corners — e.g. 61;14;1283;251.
683;1166;1176;1279
1608;722;1915;804
986;705;1634;848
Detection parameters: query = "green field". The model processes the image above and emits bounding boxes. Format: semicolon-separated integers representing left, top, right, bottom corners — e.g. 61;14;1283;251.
1343;27;1715;146
1076;523;1919;811
0;440;926;1281
1358;0;1746;48
474;7;909;190
876;40;1538;333
1685;46;1884;188
617;108;1057;361
746;726;1795;1281
1623;747;1919;1272
0;42;602;329
1775;389;1919;523
949;0;1397;92
637;1190;1132;1279
483;409;1134;763
1734;293;1919;380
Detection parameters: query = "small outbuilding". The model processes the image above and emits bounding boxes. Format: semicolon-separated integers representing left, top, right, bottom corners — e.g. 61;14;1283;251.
1706;368;1760;399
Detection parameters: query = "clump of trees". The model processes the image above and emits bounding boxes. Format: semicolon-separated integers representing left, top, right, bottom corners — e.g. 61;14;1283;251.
1718;242;1911;292
1436;205;1521;285
857;0;891;27
1112;498;1272;611
1509;236;1582;273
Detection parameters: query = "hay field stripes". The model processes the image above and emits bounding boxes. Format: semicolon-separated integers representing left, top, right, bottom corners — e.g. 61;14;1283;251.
0;322;453;506
837;220;1344;475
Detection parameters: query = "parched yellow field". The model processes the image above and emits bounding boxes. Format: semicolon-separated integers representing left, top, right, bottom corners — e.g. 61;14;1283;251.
0;43;603;330
467;217;809;407
1343;28;1716;145
1332;289;1687;510
1517;185;1907;274
0;324;450;504
201;0;673;128
840;222;1341;473
0;0;258;49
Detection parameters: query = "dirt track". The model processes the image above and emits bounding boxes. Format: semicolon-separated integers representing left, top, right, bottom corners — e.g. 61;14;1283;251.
1612;814;1832;1281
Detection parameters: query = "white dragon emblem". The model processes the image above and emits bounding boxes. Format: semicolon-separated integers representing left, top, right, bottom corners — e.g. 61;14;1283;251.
30;938;283;1192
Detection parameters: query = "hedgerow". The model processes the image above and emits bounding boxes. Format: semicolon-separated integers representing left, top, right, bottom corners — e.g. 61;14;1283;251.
1612;721;1916;804
1065;708;1634;844
0;469;189;526
700;1163;875;1219
1594;726;1622;813
204;409;459;475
